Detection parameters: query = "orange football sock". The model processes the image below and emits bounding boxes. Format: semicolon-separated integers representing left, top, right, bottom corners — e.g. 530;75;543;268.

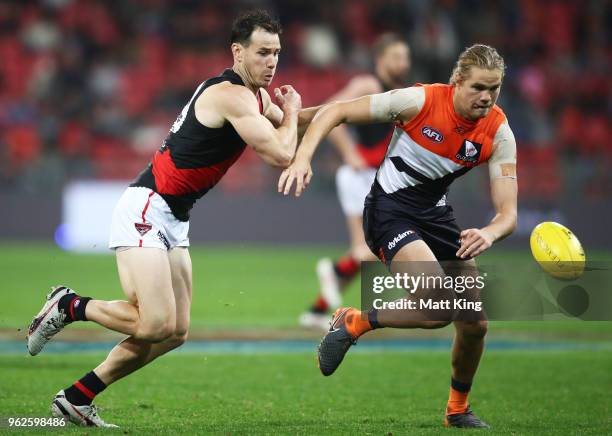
446;378;471;415
343;308;372;338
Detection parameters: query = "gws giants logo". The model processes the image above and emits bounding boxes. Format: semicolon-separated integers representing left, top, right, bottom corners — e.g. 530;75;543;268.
455;139;482;164
421;126;444;143
388;230;415;250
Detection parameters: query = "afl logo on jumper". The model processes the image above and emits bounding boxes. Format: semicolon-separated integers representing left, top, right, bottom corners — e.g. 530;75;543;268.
456;139;482;164
421;126;444;143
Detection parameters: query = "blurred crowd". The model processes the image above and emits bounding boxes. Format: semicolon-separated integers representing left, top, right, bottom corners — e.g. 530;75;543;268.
0;0;609;199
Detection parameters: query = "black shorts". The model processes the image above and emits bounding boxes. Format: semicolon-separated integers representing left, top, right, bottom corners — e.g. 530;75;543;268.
363;202;463;267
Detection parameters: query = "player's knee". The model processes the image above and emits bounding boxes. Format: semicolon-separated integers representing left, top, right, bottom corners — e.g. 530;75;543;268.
165;315;189;347
172;330;189;348
475;320;489;338
157;329;188;353
458;320;488;339
138;319;175;343
141;328;173;343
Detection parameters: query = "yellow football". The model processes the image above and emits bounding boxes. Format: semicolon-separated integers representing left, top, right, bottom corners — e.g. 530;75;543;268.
530;222;586;280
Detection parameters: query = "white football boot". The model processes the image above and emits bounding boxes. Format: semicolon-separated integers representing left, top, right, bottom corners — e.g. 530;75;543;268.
27;286;74;356
316;258;341;309
298;311;332;330
51;390;118;428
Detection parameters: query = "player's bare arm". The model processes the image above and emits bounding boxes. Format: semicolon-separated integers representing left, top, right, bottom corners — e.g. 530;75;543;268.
290;77;381;138
456;122;518;259
262;95;323;139
197;82;301;168
278;86;425;196
257;87;322;142
259;87;284;127
297;105;324;140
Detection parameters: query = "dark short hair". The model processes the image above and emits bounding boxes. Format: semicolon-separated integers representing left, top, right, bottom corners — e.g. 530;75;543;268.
231;10;282;46
373;33;408;59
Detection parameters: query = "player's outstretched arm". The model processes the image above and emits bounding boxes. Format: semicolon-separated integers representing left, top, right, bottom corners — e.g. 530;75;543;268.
278;87;424;196
297;105;324;140
278;96;371;196
457;122;518;259
219;84;302;168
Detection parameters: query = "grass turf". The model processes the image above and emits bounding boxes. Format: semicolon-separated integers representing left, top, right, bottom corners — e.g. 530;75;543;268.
1;244;611;434
1;350;611;434
1;243;612;338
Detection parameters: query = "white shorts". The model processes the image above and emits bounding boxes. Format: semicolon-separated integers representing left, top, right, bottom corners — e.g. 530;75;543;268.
108;187;190;250
336;165;377;216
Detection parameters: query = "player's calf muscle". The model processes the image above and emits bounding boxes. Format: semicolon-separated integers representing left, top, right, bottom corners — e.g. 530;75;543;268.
86;298;176;342
85;300;141;336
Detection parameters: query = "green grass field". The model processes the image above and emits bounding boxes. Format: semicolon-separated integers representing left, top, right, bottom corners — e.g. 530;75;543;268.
2;352;611;434
1;244;611;434
2;243;611;335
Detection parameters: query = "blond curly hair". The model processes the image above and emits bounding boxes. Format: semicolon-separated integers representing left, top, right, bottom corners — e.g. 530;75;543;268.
449;44;505;85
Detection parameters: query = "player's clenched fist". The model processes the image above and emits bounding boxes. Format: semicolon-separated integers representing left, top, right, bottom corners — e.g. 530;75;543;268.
274;85;302;114
278;159;312;197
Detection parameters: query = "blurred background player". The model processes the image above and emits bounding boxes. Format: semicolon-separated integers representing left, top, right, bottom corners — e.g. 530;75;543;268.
26;10;306;427
280;44;517;428
300;34;411;329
